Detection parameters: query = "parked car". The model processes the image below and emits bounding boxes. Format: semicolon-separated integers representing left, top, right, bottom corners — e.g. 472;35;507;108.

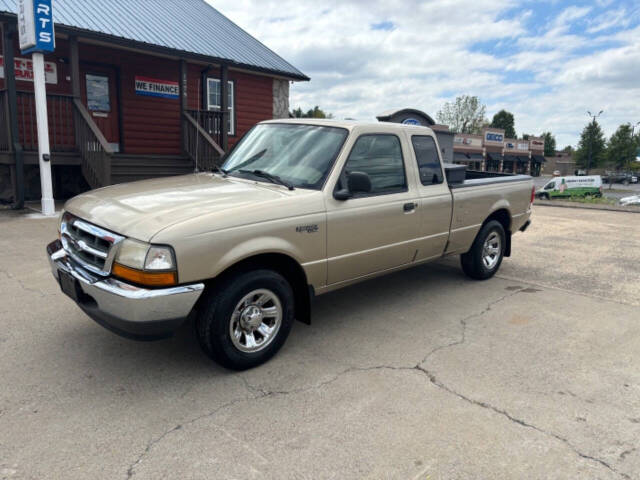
620;195;640;206
603;171;638;185
47;119;534;369
536;175;602;199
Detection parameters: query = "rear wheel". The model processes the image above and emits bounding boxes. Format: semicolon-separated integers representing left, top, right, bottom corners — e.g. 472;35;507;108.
461;220;506;280
540;193;549;200
196;269;295;370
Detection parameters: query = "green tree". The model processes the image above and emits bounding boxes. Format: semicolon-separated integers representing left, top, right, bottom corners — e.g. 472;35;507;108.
490;110;516;138
521;133;531;140
542;132;556;157
562;145;574;153
436;95;487;134
290;105;332;118
606;124;637;171
574;120;606;171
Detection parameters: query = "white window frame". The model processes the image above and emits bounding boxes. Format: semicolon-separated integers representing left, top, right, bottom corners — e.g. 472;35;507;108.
206;78;234;135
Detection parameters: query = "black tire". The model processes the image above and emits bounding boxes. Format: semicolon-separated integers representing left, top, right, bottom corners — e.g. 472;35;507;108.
540;193;549;200
460;220;506;280
196;269;295;370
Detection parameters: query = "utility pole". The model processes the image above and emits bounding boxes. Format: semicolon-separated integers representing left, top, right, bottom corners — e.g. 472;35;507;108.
586;110;603;175
17;0;56;215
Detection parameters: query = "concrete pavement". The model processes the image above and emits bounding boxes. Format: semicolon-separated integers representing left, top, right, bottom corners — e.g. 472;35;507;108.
0;205;639;479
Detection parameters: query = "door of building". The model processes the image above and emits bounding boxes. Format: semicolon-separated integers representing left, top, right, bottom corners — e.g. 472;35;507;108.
80;65;120;151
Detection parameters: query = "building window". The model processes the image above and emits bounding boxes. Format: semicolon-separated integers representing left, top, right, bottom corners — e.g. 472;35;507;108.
206;78;234;135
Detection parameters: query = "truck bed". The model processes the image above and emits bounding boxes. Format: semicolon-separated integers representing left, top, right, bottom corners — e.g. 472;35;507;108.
443;166;534;255
450;170;532;189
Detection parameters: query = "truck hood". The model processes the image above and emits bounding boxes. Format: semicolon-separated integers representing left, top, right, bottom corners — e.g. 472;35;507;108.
64;173;296;241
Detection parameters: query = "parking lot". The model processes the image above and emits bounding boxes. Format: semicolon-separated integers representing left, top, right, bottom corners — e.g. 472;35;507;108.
1;205;639;479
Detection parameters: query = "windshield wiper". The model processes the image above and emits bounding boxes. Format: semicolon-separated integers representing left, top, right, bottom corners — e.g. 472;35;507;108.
211;164;228;176
226;149;267;173
238;169;294;190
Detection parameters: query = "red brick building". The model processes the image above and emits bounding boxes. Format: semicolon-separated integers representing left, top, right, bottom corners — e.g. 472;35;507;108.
0;0;308;204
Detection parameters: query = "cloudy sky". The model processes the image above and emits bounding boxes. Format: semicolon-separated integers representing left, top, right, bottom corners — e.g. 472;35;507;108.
209;0;640;147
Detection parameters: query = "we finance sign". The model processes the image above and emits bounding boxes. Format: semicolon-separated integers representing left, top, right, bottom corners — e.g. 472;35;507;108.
135;76;179;99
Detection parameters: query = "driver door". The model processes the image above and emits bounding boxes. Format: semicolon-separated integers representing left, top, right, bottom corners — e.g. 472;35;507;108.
325;133;419;285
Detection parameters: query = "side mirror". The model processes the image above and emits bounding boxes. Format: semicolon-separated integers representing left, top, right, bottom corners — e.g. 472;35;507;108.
348;171;372;193
333;171;372;200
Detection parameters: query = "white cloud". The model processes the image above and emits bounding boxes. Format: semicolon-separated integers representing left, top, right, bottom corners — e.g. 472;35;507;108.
587;7;629;33
209;0;640;147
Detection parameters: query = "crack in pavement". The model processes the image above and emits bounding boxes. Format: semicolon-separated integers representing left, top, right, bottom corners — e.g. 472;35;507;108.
125;393;258;479
124;287;631;480
415;365;631;480
418;288;525;366
1;269;53;298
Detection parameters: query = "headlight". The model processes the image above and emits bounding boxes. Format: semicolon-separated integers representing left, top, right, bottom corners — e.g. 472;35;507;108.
115;239;150;269
113;240;177;287
145;246;175;270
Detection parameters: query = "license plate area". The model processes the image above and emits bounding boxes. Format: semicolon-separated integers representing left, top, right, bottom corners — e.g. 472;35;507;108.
59;270;81;302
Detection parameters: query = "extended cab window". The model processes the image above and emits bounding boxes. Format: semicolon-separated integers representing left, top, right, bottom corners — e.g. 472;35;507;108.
343;134;406;195
412;135;443;185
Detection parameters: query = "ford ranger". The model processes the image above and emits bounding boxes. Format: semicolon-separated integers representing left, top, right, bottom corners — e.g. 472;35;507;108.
47;119;534;370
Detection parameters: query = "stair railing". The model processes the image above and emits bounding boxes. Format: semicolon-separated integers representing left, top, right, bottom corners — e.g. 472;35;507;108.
182;110;225;172
72;99;114;189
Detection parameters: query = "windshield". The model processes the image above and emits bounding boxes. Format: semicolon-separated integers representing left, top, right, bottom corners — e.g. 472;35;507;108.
222;123;348;190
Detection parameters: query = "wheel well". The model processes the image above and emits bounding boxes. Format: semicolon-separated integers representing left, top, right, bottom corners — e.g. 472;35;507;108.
484;209;512;257
206;253;312;325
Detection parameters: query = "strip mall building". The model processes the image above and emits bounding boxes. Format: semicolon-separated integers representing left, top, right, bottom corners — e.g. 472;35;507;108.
451;128;545;177
377;110;546;177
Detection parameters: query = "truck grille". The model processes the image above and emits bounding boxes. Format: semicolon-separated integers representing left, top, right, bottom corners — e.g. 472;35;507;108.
60;213;124;276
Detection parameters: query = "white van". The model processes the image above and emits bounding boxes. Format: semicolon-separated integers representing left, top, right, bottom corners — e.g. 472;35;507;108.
537;175;602;199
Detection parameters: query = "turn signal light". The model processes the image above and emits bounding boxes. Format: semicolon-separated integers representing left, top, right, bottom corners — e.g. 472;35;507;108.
112;263;177;287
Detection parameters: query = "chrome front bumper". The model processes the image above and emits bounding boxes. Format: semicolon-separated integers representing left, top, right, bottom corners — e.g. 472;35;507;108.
47;240;204;340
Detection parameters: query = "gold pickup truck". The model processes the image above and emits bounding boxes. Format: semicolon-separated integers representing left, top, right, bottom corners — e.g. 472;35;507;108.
47;119;533;369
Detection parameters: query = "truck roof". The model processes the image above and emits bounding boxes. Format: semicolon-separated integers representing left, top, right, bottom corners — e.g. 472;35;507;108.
260;117;436;134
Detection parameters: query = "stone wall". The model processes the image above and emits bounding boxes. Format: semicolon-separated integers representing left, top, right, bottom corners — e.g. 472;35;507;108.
272;79;290;119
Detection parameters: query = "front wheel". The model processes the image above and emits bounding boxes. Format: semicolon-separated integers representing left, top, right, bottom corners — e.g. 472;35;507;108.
196;269;295;370
460;220;506;280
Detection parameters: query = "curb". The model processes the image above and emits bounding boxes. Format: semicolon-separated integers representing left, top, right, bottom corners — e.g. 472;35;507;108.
533;200;640;213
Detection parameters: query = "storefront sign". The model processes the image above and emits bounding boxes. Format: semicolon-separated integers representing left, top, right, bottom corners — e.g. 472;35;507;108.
505;141;515;149
485;132;504;143
454;136;482;147
135;76;179;99
401;118;421;125
18;0;56;53
530;139;544;150
0;55;57;84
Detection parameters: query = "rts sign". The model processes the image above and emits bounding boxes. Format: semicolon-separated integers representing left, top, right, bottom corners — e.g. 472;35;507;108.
18;0;55;54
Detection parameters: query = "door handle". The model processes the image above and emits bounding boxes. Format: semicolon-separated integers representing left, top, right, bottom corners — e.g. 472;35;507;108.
403;202;417;212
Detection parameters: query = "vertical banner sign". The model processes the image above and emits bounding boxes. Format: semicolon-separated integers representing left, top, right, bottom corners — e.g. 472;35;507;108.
18;0;57;215
18;0;55;53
